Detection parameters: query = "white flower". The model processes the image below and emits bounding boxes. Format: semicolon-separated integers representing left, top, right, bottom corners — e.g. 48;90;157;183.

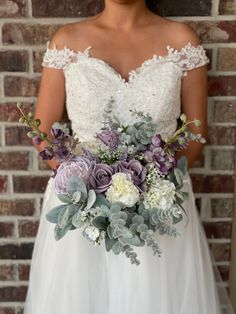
106;173;140;207
84;226;100;241
143;177;176;210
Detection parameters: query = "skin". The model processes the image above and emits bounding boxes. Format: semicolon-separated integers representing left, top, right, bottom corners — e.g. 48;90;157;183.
34;0;208;170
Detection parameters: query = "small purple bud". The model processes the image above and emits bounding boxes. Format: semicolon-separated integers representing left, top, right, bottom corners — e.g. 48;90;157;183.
32;136;43;145
39;147;54;160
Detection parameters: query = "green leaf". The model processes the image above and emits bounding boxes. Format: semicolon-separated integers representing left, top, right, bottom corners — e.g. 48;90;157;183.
58;206;71;228
71;211;84;228
57;193;72;204
72;191;82;203
92;216;108;230
46;204;67;224
66;176;87;196
85;189;96;209
177;156;188;174
54;223;71;240
105;236;116;251
112;241;124;254
132;215;144;225
137;223;148;233
174;168;184;186
125;235;144;247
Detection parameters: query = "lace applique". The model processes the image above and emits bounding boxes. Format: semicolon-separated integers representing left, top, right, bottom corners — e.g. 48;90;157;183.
166;42;209;76
41;41;91;70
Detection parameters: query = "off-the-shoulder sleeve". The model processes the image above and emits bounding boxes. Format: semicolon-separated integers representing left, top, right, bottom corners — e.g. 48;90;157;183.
167;42;210;77
41;41;75;70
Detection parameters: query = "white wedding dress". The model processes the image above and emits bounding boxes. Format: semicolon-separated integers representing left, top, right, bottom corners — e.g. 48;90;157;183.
23;39;234;314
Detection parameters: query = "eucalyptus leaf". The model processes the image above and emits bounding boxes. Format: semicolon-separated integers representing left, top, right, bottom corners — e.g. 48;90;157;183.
66;176;87;197
177;156;188;174
105;236;116;251
132;215;144;225
112;241;124;254
72;211;84;228
174;168;184;186
92;216;108;230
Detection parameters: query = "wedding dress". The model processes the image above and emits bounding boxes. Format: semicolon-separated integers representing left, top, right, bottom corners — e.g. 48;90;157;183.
23;39;234;314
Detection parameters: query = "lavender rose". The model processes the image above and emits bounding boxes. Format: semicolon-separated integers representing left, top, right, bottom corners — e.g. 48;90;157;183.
54;156;92;194
117;160;147;192
89;163;116;193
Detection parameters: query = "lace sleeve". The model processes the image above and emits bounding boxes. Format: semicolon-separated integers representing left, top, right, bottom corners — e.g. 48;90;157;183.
41;41;75;70
167;42;210;77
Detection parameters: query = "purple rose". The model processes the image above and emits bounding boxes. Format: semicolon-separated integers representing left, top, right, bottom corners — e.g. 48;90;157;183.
117;160;147;192
89;163;116;193
54;156;92;194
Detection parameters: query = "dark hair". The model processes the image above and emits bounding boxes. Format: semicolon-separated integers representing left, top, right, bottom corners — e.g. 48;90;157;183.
145;0;163;15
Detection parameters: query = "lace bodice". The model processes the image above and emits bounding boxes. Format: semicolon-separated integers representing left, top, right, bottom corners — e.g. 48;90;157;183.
42;41;209;142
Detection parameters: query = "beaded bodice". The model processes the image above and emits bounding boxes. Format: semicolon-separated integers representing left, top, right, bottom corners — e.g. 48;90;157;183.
42;41;209;142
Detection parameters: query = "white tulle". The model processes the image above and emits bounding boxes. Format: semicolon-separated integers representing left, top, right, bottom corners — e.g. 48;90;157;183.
23;40;234;314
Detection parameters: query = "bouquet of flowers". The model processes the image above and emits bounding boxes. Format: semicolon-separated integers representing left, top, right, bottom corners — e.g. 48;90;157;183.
17;99;205;265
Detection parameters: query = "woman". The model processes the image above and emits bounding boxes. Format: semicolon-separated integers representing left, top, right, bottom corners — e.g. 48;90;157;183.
23;1;231;313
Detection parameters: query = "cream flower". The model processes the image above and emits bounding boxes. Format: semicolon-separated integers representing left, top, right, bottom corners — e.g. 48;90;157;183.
144;178;176;210
84;226;100;242
106;173;140;207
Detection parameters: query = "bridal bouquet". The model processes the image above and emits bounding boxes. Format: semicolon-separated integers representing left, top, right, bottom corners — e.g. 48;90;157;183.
17;99;205;265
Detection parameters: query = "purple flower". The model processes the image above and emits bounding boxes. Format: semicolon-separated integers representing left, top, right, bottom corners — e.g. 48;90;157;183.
54;156;93;194
89;163;116;194
53;145;71;162
39;147;54;160
117;160;147;192
144;147;176;175
32;136;43;145
96;128;120;149
51;128;65;140
151;134;164;148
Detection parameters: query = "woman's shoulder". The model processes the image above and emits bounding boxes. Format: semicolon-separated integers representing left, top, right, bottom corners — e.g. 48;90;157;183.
47;17;95;51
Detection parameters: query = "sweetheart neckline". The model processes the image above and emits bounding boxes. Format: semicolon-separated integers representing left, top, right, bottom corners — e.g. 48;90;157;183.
46;41;206;84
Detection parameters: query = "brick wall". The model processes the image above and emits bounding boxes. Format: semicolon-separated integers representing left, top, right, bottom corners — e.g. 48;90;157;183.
0;0;235;312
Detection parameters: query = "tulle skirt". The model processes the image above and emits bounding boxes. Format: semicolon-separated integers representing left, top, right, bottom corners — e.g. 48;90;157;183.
23;173;233;314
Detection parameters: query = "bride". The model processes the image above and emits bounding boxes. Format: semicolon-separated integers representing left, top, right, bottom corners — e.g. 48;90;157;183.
23;0;234;313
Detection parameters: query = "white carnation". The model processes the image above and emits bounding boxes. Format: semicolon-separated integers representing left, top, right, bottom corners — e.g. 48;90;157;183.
84;226;100;241
106;173;140;207
144;178;176;210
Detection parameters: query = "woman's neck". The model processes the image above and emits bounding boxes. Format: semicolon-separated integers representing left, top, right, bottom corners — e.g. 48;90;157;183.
98;0;152;30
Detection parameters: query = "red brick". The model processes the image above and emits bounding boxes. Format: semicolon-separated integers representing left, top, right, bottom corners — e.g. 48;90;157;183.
4;76;40;97
0;102;33;122
203;221;232;238
18;264;30;281
190;174;234;193
0;152;30;170
213;100;236;123
210;243;231;261
0;199;35;216
187;21;236;43
0;222;15;237
33;50;44;73
0;176;8;193
0;243;34;259
217;48;236;71
0;286;27;302
0;265;16;281
5;126;32;146
13;175;50;193
211;149;235;170
18;220;39;237
2;24;59;45
211;198;234;218
0;308;15;314
0;50;28;72
217;265;230;282
208;76;236;96
208;126;236;145
219;0;236;14
0;0;27;18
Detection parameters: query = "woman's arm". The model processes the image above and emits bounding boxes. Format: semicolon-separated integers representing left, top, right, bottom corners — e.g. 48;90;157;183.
33;30;68;170
175;25;208;168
